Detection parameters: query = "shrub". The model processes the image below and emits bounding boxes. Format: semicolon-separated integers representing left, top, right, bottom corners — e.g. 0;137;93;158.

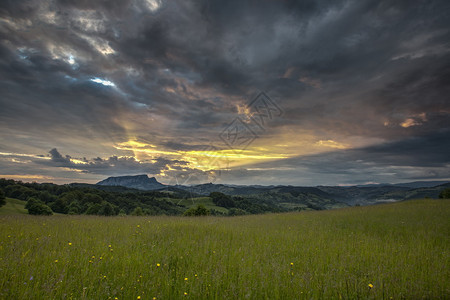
26;197;53;215
184;204;210;216
131;207;144;216
0;189;5;207
439;188;450;199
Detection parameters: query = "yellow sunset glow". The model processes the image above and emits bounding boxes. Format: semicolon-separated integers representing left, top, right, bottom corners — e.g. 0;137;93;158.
113;140;290;171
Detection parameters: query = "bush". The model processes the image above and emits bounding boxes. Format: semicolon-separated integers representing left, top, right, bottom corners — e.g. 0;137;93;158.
26;197;53;215
0;189;5;207
131;207;144;216
439;188;450;199
184;204;210;216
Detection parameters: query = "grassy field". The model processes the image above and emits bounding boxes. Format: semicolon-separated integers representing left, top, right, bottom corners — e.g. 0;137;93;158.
0;199;448;299
0;198;27;215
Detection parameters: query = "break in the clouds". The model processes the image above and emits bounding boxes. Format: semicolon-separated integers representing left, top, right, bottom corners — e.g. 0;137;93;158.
0;0;449;185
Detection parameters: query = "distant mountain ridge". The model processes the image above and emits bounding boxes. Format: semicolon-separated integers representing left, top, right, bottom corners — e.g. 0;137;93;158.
96;174;165;190
355;181;450;188
95;175;449;207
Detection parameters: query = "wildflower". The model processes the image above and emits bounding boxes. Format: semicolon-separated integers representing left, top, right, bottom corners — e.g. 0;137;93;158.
68;242;72;246
137;296;141;299
89;260;93;263
137;225;140;228
184;292;188;296
368;283;374;289
108;244;112;248
156;263;160;267
92;256;95;259
184;277;188;281
290;262;294;266
194;274;198;277
103;276;107;279
54;260;58;263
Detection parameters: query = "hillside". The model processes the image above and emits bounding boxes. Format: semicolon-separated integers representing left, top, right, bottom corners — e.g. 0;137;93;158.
94;175;449;208
0;198;27;215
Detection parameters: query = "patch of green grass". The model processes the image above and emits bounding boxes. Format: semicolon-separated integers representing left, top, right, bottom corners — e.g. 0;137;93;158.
0;198;28;215
0;199;448;299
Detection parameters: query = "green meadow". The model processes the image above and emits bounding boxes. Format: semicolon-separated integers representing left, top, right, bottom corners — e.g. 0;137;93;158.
0;199;449;299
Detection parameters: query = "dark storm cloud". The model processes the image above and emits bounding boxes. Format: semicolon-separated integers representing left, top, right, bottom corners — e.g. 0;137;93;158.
42;148;185;176
1;0;450;184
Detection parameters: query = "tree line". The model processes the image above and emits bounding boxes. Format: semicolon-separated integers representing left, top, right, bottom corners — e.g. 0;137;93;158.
0;178;184;216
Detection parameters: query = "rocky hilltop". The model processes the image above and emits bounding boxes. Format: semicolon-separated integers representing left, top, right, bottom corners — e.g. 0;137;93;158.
96;174;165;191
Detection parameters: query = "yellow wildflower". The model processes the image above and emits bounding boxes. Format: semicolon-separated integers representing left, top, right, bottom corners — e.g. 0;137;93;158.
184;277;188;281
156;263;160;267
54;260;58;263
368;283;374;289
68;242;72;246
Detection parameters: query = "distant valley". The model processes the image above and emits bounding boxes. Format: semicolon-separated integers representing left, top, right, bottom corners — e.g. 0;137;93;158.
95;174;450;209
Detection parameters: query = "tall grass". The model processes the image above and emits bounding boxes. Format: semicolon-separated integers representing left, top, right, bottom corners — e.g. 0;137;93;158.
0;199;448;299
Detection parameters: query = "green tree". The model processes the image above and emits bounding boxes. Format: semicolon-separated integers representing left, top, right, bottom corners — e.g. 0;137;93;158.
439;188;450;199
50;197;69;214
184;204;210;216
83;193;103;204
26;197;53;215
0;189;5;207
98;201;116;216
209;192;235;208
85;203;102;215
131;207;144;216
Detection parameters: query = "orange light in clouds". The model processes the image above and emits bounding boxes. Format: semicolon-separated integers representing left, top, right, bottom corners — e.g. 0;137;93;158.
114;140;289;171
0;174;54;180
315;140;349;149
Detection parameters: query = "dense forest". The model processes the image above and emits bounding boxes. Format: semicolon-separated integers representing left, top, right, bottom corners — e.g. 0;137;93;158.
0;179;286;216
0;178;184;216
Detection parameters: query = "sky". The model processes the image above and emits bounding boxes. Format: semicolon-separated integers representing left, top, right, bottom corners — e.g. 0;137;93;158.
0;0;449;186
